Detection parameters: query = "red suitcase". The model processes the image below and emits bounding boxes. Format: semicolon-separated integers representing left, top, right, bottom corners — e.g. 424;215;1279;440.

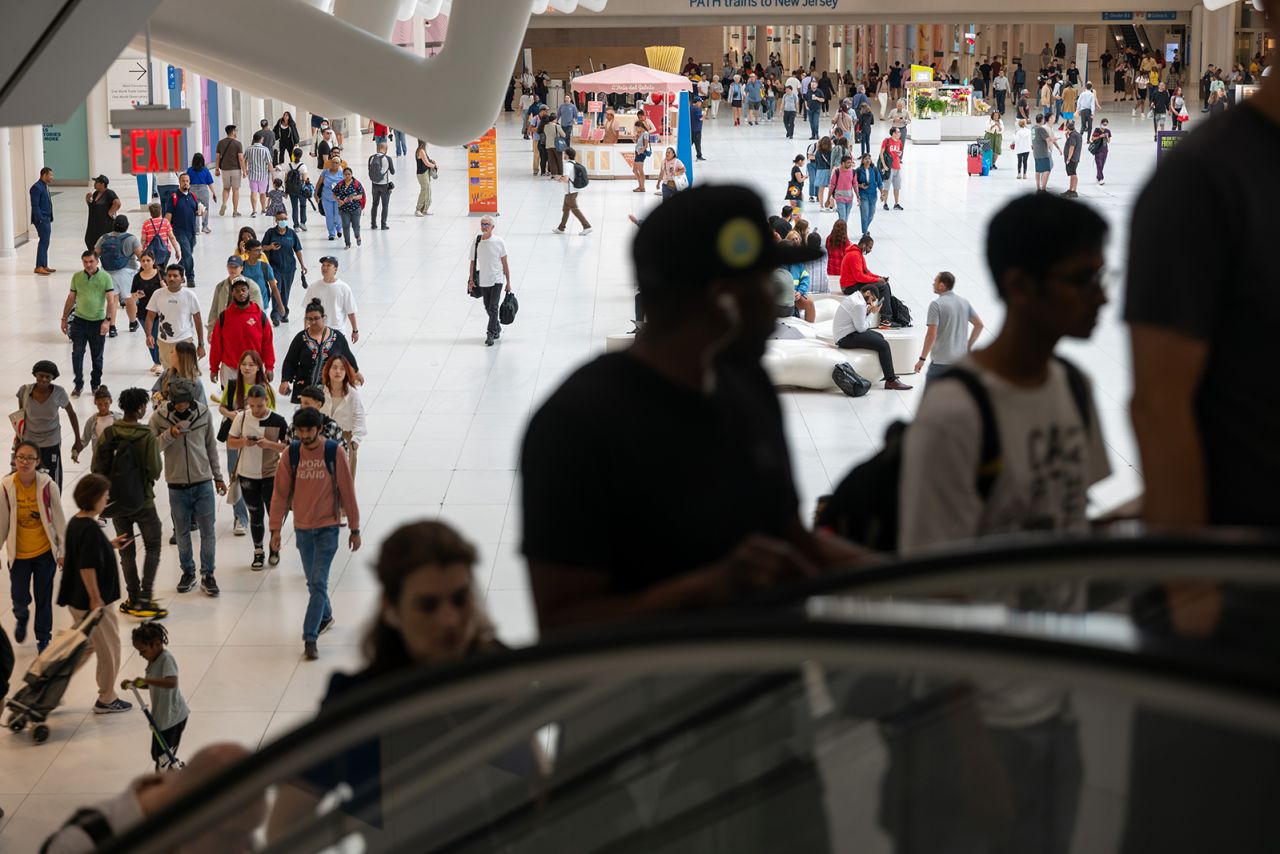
966;143;983;176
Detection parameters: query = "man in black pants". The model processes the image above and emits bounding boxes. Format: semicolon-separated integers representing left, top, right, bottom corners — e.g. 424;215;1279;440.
833;287;912;390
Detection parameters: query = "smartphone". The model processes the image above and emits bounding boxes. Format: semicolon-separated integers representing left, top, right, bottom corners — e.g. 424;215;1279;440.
178;420;191;432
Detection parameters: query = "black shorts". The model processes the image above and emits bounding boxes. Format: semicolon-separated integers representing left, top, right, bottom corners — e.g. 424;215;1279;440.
1065;161;1079;176
731;99;743;108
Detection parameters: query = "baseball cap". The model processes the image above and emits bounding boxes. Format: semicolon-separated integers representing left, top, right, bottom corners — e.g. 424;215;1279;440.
633;185;821;299
226;256;244;267
260;119;269;127
93;174;109;185
319;255;338;267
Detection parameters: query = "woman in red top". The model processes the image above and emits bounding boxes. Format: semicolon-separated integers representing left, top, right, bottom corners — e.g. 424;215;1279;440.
838;236;903;325
825;219;851;277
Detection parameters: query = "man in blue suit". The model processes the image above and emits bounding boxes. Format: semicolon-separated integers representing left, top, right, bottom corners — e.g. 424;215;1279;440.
30;167;55;275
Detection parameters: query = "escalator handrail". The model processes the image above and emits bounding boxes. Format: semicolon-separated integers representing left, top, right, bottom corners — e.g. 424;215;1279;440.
104;611;1280;854
766;529;1280;602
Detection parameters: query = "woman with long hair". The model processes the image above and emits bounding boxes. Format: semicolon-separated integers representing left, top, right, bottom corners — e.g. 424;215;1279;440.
334;168;364;249
186;152;216;234
985;111;1004;171
226;384;288;568
320;355;367;477
657;147;686;200
814;136;834;208
631;111;652;192
272;111;300;166
235;226;258;260
132;251;164;373
414;140;438;216
826;217;851;278
219;350;274;537
266;521;546;843
153;339;206;405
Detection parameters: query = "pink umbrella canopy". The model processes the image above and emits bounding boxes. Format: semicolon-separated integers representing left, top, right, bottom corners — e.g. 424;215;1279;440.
571;63;691;95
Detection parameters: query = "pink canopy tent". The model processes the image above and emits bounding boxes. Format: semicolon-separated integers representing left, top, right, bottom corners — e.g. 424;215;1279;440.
570;63;690;95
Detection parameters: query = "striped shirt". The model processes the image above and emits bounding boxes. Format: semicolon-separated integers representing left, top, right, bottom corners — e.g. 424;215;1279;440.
245;143;273;183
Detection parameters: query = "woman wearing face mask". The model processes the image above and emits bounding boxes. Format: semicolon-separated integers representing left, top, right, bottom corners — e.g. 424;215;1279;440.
219;350;274;538
266;521;546;843
226;384;288;568
279;299;361;404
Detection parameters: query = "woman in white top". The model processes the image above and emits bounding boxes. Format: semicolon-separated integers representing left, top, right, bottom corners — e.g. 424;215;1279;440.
1012;118;1033;180
320;354;367;477
226;384;288;568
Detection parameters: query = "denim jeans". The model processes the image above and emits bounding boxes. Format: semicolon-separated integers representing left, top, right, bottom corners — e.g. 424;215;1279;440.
296;526;339;642
169;481;217;577
68;316;106;390
480;285;503;340
175;231;196;286
835;199;852;223
394;129;407;156
225;448;249;526
808;108;821;138
369;184;391;227
783;111;796;138
807;163;818;200
276;264;296;320
340;208;361;246
114;506;163;602
322;198;341;238
145;314;160;366
34;219;51;268
858;194;877;236
10;550;56;648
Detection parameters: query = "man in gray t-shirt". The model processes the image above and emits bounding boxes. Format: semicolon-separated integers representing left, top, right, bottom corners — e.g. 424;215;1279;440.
1031;114;1061;192
916;271;983;380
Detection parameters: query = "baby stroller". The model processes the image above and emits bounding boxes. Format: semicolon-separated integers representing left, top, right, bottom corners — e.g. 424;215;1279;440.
6;609;103;744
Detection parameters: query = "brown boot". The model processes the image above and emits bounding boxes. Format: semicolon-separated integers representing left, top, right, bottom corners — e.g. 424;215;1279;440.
33;267;53;275
884;379;914;391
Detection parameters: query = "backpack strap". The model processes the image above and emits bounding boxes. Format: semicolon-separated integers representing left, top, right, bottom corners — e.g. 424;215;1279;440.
1053;355;1092;436
935;367;1003;500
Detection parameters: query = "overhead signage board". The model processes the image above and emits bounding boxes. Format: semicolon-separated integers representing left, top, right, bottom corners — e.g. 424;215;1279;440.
1146;11;1177;20
105;58;150;131
1102;12;1134;20
120;128;185;173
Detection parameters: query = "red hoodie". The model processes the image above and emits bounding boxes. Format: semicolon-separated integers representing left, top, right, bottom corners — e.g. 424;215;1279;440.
210;300;275;372
839;246;881;289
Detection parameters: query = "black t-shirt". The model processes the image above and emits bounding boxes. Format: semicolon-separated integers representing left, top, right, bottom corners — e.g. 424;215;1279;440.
1150;90;1171;114
520;351;798;595
1125;104;1280;526
132;270;162;314
57;516;121;609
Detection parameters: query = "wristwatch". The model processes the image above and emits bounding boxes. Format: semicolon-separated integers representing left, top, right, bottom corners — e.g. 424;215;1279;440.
350;528;360;536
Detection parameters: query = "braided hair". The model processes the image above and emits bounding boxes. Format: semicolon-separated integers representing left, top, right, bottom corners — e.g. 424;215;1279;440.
132;622;170;648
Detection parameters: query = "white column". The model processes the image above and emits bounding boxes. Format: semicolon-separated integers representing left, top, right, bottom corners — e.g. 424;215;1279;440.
0;128;14;257
1191;4;1205;80
218;85;234;139
188;72;204;160
24;125;44;181
412;14;427;57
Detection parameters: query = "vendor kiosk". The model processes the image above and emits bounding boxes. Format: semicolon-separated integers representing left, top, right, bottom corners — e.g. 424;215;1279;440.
570;63;692;180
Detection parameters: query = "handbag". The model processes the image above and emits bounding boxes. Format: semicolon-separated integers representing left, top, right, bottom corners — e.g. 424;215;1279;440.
499;292;519;325
299;269;308;291
672;173;689;192
467;236;484;298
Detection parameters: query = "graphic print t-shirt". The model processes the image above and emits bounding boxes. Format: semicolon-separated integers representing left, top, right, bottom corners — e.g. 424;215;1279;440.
150;288;201;342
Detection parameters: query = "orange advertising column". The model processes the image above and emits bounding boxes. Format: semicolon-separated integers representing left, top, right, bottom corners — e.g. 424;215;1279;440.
467;127;498;215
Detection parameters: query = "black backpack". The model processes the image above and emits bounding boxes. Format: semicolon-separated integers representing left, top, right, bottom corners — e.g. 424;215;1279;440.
571;161;590;190
818;357;1090;552
888;295;912;327
95;428;147;518
285;163;306;198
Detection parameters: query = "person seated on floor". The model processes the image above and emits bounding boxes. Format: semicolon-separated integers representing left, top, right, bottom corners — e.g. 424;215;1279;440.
41;743;264;853
833;287;913;391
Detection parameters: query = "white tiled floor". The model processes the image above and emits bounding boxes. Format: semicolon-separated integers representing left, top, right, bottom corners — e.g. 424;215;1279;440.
0;97;1164;846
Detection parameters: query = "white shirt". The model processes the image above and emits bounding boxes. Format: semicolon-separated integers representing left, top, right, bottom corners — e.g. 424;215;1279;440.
785;76;801;95
314;279;358;339
476;235;508;286
1076;89;1097;112
150;287;202;343
1014;125;1032;152
833;291;871;340
320;386;367;441
229;409;286;478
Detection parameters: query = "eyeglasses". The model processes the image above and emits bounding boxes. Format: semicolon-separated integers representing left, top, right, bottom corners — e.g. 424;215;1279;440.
14;455;39;463
480;223;494;229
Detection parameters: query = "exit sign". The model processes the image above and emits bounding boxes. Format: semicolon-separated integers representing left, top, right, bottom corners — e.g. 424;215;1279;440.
121;128;184;173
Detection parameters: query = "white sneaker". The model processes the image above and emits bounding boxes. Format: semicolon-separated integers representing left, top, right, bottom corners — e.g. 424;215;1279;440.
414;211;425;217
1099;180;1105;185
581;227;593;235
233;518;246;537
552;227;565;234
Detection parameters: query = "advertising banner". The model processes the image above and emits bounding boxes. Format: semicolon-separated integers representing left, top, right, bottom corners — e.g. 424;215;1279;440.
467;127;498;215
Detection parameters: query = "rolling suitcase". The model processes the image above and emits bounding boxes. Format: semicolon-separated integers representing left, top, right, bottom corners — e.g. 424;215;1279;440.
980;138;994;176
966;143;983;176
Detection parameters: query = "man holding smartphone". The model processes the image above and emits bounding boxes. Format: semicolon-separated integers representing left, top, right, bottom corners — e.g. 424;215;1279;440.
150;380;226;597
833;287;912;390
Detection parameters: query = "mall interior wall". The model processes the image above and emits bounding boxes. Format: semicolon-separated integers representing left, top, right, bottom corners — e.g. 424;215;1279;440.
519;27;725;77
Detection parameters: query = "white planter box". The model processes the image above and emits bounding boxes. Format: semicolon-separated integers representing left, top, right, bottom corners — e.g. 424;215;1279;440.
941;114;992;141
912;118;941;145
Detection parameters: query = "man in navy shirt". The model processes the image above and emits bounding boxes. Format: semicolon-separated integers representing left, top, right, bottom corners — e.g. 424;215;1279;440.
263;212;307;322
29;166;55;275
164;174;202;287
690;98;705;161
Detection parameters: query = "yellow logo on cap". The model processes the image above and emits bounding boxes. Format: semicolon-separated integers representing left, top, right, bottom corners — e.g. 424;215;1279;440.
718;218;762;269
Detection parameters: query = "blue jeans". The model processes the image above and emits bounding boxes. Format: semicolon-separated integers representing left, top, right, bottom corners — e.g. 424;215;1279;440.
276;264;296;320
807;163;818;200
10;550;56;648
296;526;339;642
835;198;852;223
322;198;340;238
169;481;217;577
34;219;51;268
858;194;877;235
145;315;160;365
225;448;249;525
394;130;407;156
808;108;821;138
175;231;196;286
68;316;106;390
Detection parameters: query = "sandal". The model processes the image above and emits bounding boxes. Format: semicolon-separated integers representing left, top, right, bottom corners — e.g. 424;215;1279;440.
251;549;265;570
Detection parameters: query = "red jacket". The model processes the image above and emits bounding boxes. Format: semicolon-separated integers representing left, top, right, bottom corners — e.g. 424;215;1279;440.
826;236;850;276
839;246;881;289
210;300;275;372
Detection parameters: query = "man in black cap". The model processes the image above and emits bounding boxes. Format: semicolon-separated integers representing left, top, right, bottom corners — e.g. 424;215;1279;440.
520;184;865;634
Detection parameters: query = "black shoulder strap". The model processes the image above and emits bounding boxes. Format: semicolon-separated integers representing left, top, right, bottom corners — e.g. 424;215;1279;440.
40;808;114;853
1054;355;1092;435
937;367;1003;500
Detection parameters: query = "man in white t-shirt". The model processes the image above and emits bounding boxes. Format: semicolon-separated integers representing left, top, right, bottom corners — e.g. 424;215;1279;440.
145;264;205;369
312;256;359;343
467;215;511;346
894;193;1110;854
553;148;592;237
